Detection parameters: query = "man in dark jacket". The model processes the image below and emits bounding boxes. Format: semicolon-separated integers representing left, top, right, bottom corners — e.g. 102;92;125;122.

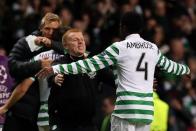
48;28;115;131
2;13;64;131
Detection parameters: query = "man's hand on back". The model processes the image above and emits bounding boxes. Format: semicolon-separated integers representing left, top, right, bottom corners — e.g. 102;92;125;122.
54;74;64;86
41;58;53;68
36;66;54;79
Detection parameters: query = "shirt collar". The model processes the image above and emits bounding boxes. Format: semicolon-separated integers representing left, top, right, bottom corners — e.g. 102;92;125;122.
125;34;140;40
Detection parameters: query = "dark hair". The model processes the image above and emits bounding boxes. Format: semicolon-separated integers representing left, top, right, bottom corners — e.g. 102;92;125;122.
120;12;144;35
52;26;71;41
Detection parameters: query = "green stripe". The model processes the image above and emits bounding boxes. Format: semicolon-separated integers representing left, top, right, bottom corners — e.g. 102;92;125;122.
113;109;153;115
105;50;117;64
177;65;182;75
117;91;153;97
40;101;48;104
39;109;48;113
38;117;49;122
76;62;82;73
185;65;188;74
171;62;175;74
59;64;65;74
115;100;153;106
67;64;73;74
97;54;109;67
90;57;100;70
157;53;163;65
83;60;91;72
126;118;152;124
111;45;119;55
165;60;171;71
175;64;180;75
179;65;184;75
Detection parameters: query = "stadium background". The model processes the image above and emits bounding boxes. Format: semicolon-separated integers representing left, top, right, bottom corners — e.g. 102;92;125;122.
0;0;196;130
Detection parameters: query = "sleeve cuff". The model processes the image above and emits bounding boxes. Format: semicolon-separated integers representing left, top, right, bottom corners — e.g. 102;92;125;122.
52;65;60;74
26;35;42;52
187;67;191;75
30;77;36;81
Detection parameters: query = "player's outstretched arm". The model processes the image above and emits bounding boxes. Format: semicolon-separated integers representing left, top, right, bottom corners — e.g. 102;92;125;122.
156;50;190;76
0;78;35;115
37;44;119;78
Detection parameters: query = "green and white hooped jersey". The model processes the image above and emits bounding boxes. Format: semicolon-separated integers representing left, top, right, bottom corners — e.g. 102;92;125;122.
52;34;190;124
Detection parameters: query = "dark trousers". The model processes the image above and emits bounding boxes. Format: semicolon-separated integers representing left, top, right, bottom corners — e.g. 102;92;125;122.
2;113;38;131
49;116;97;131
49;124;97;131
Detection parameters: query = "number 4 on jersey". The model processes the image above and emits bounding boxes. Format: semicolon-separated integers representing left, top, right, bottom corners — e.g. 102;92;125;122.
136;53;148;80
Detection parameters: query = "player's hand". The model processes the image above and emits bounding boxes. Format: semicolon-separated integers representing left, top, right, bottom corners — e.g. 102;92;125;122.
36;67;54;79
35;37;51;47
54;74;64;86
182;73;192;89
41;58;53;68
184;74;191;80
34;37;44;46
40;37;52;47
0;106;8;115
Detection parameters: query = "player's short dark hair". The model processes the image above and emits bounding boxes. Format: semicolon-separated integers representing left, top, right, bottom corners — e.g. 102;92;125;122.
120;12;144;34
52;26;71;41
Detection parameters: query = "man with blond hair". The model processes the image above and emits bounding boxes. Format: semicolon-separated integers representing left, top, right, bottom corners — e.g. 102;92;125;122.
2;12;63;131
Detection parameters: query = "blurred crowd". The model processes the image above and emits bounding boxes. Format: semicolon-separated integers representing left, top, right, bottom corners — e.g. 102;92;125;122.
0;0;196;131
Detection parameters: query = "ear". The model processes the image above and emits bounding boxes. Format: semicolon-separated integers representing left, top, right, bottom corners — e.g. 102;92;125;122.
63;43;68;49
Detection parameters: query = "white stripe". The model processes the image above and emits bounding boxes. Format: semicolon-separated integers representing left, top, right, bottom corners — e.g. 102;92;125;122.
115;79;118;85
116;87;153;94
159;56;165;66
187;67;190;74
71;63;78;74
163;57;170;70
103;54;114;65
177;64;183;75
53;65;61;74
173;62;177;74
181;65;186;74
37;121;49;126
167;60;174;73
63;64;69;74
116;95;153;101
112;114;153;120
115;105;154;110
39;107;48;110
157;52;161;65
86;59;96;72
93;56;105;69
158;51;161;58
107;47;118;57
78;60;87;73
38;112;49;118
